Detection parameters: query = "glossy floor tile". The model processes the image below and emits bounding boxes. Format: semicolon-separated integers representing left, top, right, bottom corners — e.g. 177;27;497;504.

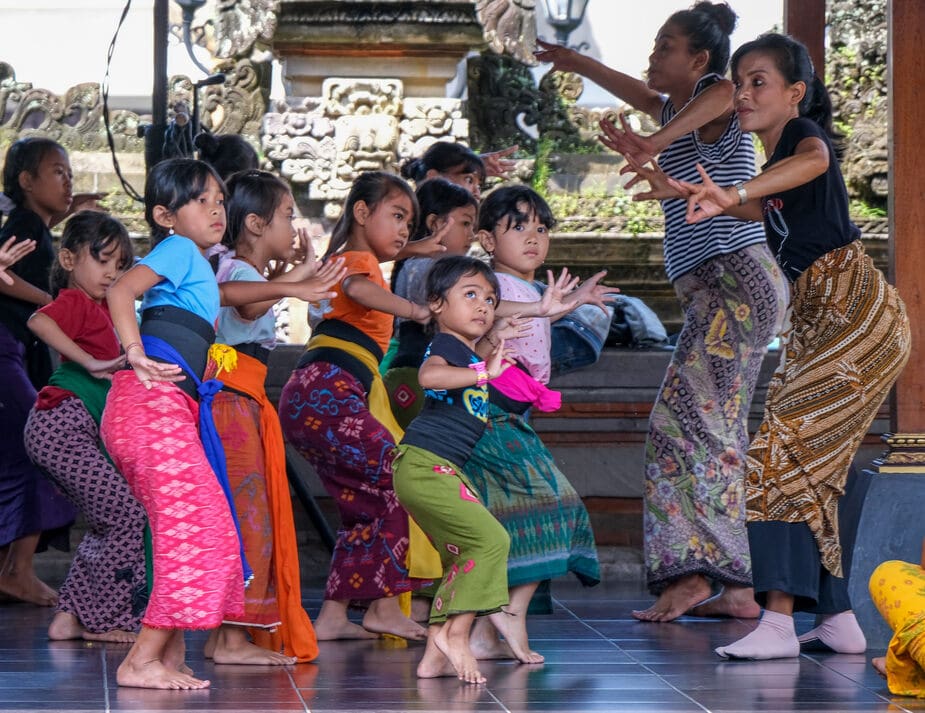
0;578;920;713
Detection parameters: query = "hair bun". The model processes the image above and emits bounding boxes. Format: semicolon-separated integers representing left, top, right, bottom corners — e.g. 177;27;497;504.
694;1;737;36
399;157;424;181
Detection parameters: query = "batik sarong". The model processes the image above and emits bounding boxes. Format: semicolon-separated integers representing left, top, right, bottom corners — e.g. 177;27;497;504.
644;243;787;593
25;398;147;632
279;360;419;601
464;403;600;588
214;350;318;661
747;241;910;576
393;444;509;624
870;559;925;698
100;371;245;629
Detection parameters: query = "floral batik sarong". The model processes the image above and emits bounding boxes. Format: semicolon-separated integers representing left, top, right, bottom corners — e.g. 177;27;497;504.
464;403;600;589
747;241;910;577
869;560;925;698
100;371;245;629
644;243;787;593
392;444;509;624
279;360;418;602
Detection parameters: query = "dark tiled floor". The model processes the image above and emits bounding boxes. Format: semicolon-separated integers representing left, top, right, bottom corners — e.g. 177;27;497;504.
1;578;920;713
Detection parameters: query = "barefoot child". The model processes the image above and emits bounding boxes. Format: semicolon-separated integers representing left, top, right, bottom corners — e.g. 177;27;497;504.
465;185;602;663
278;171;432;642
101;158;246;690
0;138;79;607
207;169;345;664
392;255;513;684
23;211;145;643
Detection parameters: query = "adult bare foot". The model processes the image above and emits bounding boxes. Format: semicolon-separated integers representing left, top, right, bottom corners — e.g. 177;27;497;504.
363;599;427;641
871;656;887;678
417;628;458;679
117;658;210;690
314;600;379;641
83;629;137;644
0;571;58;607
687;585;761;619
433;622;485;684
487;610;544;664
469;620;516;660
632;574;712;622
48;612;85;640
411;596;432;624
209;625;296;665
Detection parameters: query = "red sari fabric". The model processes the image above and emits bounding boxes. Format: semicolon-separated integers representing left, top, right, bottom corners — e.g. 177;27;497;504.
100;371;244;629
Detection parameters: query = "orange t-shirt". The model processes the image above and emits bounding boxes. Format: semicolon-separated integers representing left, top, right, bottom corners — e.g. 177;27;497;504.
324;250;394;354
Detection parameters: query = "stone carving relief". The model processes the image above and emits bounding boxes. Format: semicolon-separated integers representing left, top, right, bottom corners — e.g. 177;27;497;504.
214;0;280;59
475;0;538;66
263;78;468;216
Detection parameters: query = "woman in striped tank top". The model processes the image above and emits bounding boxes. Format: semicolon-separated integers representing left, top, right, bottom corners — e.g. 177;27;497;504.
536;2;787;622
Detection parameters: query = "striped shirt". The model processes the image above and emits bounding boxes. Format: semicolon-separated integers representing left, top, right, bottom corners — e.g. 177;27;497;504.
657;73;767;282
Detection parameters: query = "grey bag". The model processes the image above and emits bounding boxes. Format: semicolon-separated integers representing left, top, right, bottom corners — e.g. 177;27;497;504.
607;294;668;348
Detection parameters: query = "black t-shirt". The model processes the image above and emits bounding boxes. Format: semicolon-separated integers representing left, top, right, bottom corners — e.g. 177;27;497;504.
401;332;489;466
761;117;860;281
0;207;55;344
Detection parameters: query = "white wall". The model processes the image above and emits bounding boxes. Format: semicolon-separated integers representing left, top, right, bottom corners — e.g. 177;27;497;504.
534;0;784;106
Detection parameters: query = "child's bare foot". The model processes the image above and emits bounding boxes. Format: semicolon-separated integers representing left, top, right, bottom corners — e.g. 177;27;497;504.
417;629;458;679
363;598;427;641
117;658;210;690
84;629;137;644
433;621;486;684
208;625;296;665
871;656;887;678
488;610;544;664
632;574;712;622
0;570;58;606
48;612;85;640
687;585;761;619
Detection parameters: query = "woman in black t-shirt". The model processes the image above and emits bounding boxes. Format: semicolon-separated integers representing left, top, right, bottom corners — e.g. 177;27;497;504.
393;256;518;685
674;33;910;660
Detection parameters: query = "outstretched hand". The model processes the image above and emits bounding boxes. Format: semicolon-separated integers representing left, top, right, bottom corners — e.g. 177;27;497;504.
126;349;185;389
534;38;585;73
85;355;126;381
0;235;36;285
599;113;660;167
681;163;736;224
398;218;456;259
292;256;347;303
621;153;682;202
484;337;513;380
480;145;519;179
538;268;582;316
570;270;619;313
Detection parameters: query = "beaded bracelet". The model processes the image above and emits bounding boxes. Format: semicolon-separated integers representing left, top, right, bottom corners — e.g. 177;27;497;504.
468;360;489;387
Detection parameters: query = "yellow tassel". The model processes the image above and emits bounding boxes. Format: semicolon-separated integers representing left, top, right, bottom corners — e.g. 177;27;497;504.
208;343;238;376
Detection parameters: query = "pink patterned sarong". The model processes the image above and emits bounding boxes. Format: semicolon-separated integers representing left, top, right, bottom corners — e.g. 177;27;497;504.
100;371;244;629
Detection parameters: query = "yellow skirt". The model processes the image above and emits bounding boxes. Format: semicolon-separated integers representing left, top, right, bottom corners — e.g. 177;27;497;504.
869;560;925;697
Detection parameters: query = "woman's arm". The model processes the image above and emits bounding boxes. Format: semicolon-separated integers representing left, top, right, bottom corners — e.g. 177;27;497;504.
343;274;431;323
27;312;124;379
534;39;664;120
681;137;829;225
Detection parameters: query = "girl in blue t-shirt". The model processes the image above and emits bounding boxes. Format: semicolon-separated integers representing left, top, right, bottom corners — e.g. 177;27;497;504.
393;255;516;685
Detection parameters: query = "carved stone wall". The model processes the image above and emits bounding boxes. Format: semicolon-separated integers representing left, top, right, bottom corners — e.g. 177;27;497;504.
263;77;468;218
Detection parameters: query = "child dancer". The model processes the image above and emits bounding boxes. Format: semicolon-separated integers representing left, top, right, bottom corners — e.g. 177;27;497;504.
278;171;432;642
465;185;602;663
208;169;345;664
0;138;78;606
23;211;145;642
675;33;910;659
101;158;244;690
392;255;513;685
384;178;479;425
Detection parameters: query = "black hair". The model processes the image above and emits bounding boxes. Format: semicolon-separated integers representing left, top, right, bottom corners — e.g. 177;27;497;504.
50;210;133;298
477;184;555;234
325;171;419;259
666;2;737;76
144;158;226;246
731;33;839;143
1;137;68;210
400;142;486;184
413;178;479;241
425;254;500;307
223;169;291;249
194;133;260;182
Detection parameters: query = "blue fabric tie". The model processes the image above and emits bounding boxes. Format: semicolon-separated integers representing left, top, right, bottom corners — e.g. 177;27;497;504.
141;334;254;586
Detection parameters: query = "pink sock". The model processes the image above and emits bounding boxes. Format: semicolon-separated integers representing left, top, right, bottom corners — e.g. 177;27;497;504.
715;610;800;660
797;610;867;654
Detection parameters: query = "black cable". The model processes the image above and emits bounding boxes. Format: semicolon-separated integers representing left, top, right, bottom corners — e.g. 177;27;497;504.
102;0;144;203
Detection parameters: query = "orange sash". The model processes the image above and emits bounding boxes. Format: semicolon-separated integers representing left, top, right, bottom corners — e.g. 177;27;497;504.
218;350;319;662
